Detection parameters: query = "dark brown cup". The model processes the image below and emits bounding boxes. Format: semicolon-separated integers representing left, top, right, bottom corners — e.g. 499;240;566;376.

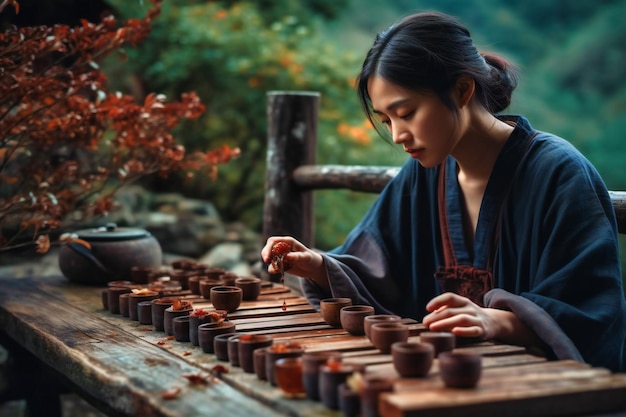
438;351;482;388
235;277;262;301
151;297;178;332
301;351;342;401
172;315;191;342
391;342;434;378
369;322;409;354
137;300;153;325
274;357;305;397
199;278;224;300
254;347;269;380
320;297;352;328
163;306;193;336
364;314;402;341
419;331;456;357
188;276;208;295
340;305;375;336
214;333;235;361
238;334;274;373
128;291;159;321
318;363;360;410
219;272;239;286
107;286;133;314
210;286;243;312
119;293;132;318
265;342;304;386
227;334;244;367
360;377;394;417
338;383;361;417
197;321;235;354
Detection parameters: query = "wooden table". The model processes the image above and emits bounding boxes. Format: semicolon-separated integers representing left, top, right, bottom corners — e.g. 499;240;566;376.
1;269;626;417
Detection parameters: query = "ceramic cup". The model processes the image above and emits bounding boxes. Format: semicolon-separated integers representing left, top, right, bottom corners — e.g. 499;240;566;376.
197;321;236;354
253;347;269;380
119;293;132;318
302;351;342;401
227;334;243;367
163;305;193;336
364;314;402;341
128;290;159;321
320;298;352;328
137;300;153;325
391;342;434;378
107;286;133;315
188;276;208;295
199;278;223;300
238;334;274;373
210;286;243;312
419;331;456;357
219;272;239;286
188;310;226;346
340;305;375;336
235;277;262;301
369;322;409;354
274;357;305;397
172;315;191;342
151;297;178;332
338;382;361;417
438;351;482;388
318;363;361;410
213;332;235;361
360;377;394;417
265;342;305;386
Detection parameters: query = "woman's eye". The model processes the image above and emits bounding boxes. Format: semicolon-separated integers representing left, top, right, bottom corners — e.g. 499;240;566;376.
380;119;391;126
400;111;415;121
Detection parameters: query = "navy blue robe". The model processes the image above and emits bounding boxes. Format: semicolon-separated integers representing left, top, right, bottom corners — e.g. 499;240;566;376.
301;115;626;372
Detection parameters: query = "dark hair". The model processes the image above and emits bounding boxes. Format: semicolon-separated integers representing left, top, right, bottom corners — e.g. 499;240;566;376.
356;12;518;128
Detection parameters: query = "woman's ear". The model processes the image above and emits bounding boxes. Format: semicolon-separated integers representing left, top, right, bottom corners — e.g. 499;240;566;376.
455;77;475;107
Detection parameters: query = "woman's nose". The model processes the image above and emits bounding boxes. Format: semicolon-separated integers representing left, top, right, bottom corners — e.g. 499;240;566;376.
392;127;411;145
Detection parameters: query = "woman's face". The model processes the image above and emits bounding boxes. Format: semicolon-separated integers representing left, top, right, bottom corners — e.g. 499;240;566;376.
367;76;460;168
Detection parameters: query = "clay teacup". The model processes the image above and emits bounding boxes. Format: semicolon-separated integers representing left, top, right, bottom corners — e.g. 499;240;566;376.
197;321;236;354
199;278;223;300
360;377;394;417
213;332;235;361
172;315;191;342
274;357;305;397
219;272;239;286
137;300;153;325
150;297;178;332
128;290;159;321
235;277;262;301
253;347;269;380
210;286;243;312
369;322;409;354
318;362;361;410
119;293;132;318
130;265;154;284
188;309;227;346
340;305;375;336
163;304;193;336
338;382;361;417
227;334;243;367
364;314;402;341
391;341;434;378
438;351;482;388
188;275;208;295
301;351;342;401
238;333;274;373
265;342;305;386
107;286;133;315
419;331;456;357
320;297;352;328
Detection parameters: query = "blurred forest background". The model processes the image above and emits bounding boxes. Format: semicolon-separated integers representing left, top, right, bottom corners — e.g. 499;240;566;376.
3;0;625;275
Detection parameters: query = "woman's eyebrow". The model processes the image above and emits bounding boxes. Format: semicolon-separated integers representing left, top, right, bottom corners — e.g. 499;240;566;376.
372;98;411;114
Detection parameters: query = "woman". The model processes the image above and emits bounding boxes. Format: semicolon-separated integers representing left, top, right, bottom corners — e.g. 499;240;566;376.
261;12;625;371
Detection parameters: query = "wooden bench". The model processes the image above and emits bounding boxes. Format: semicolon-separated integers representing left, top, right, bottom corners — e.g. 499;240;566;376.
262;91;626;247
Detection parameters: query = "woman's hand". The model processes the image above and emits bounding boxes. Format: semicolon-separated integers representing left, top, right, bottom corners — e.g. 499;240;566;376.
261;236;328;288
422;292;540;347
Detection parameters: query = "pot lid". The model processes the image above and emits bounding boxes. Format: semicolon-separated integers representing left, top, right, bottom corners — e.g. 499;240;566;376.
76;223;152;241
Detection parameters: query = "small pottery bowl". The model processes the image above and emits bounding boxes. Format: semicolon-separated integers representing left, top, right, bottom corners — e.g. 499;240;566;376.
274;357;305;397
169;268;197;290
391;342;434;378
150;297;178;332
188;312;220;346
318;363;361;410
214;333;235;361
360;377;394;417
119;293;132;318
188;276;208;295
128;290;159;321
130;265;154;284
419;331;456;357
253;347;269;380
235;277;262;301
338;383;361;417
219;271;239;286
163;305;193;336
238;334;274;373
107;286;133;315
227;334;243;367
265;342;305;386
199;278;223;300
364;314;402;341
320;298;352;328
438;351;482;388
369;322;409;354
340;305;375;336
197;321;236;354
137;300;153;325
172;315;191;342
302;351;342;401
210;286;243;312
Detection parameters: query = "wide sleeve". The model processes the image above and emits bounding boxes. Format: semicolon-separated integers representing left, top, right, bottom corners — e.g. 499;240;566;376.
495;135;626;372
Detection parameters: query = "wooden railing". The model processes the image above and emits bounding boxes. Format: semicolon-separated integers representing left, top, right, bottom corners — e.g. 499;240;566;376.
262;91;626;247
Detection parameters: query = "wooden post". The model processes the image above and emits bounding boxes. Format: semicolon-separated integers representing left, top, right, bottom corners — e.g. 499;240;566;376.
263;91;319;250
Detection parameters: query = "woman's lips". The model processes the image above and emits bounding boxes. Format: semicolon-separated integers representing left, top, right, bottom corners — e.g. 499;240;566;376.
406;148;423;159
